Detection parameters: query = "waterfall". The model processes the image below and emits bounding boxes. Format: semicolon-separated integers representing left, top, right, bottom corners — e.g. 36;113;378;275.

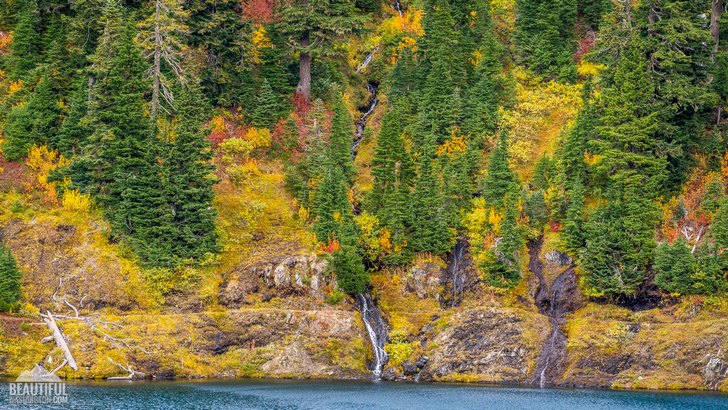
528;236;582;388
352;83;378;154
356;293;389;379
447;239;468;307
393;0;403;16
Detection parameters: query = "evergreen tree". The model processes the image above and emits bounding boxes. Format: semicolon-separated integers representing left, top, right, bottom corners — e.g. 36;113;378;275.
327;93;355;182
152;82;218;266
331;245;369;295
482;131;519;209
8;0;40;81
187;0;253;106
515;0;578;81
138;0;189;121
57;78;92;156
409;135;450;255
562;177;586;257
0;244;21;312
3;74;60;160
484;194;523;288
278;0;366;100
581;188;660;298
250;79;284;129
370;99;414;244
313;167;356;245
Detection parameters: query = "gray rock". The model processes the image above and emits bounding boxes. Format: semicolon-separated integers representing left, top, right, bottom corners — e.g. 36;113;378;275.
402;361;418;375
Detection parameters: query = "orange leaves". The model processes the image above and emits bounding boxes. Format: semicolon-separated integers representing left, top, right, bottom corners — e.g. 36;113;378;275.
241;0;279;24
659;159;723;249
24;145;69;204
436;130;467;158
0;31;11;55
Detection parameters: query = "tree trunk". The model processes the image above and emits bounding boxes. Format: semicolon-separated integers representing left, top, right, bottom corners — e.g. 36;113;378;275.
711;0;723;62
296;32;311;101
150;0;162;121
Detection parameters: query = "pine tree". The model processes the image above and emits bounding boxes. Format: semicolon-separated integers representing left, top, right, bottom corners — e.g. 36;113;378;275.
370;99;414;242
409;135;451;255
515;0;578;81
278;0;366;100
8;0;40;81
57;78;92;156
327;93;355;182
3;74;60;160
250;79;283;129
561;81;595;184
0;244;22;312
482;131;519;209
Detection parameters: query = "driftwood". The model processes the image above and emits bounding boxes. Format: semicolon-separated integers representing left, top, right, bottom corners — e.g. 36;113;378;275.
107;358;145;380
40;311;78;371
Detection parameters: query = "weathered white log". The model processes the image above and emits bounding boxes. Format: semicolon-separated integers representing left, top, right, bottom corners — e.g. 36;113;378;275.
42;311;78;371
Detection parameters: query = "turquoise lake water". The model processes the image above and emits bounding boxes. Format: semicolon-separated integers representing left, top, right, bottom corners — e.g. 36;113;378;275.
1;379;727;409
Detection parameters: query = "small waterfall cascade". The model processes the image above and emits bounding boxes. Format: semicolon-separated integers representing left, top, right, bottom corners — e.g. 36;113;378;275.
356;293;390;379
528;236;581;388
446;239;468;307
393;0;403;16
352;82;378;154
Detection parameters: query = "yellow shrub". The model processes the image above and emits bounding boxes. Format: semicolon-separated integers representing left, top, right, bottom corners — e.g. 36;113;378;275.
244;127;272;149
25;145;70;204
61;189;92;213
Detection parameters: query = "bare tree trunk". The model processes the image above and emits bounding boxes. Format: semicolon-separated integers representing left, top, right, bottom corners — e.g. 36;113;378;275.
43;311;78;371
151;0;162;121
296;32;311;101
712;0;723;62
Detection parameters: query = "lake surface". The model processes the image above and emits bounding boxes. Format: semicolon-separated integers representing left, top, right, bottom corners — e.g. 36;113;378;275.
1;379;727;410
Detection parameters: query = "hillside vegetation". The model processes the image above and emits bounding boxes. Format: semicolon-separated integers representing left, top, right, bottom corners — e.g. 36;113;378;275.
0;0;727;391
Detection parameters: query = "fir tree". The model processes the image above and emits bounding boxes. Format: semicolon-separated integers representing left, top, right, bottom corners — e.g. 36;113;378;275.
250;79;283;129
151;82;219;266
482;131;519;209
327;93;355;182
0;244;21;312
57;78;92;156
278;0;366;100
3;75;60;160
562;177;586;257
370;99;414;243
331;245;369;295
515;0;578;81
409;135;451;255
8;0;40;81
313;167;356;245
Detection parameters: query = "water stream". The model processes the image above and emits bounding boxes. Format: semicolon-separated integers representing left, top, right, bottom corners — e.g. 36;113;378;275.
528;236;581;388
446;238;468;307
356;293;390;379
353;83;378;154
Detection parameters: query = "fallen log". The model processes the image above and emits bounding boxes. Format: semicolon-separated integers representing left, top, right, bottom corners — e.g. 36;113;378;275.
41;311;78;371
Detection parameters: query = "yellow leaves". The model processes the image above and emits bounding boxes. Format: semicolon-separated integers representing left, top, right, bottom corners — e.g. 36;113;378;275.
249;24;272;65
378;8;424;61
584;153;602;166
220;138;254;163
576;61;606;77
501;67;582;177
244;127;271;149
470;49;483;67
61;189;92;213
436;131;467;158
210;115;227;133
8;80;23;96
0;31;11;54
25;145;70;204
